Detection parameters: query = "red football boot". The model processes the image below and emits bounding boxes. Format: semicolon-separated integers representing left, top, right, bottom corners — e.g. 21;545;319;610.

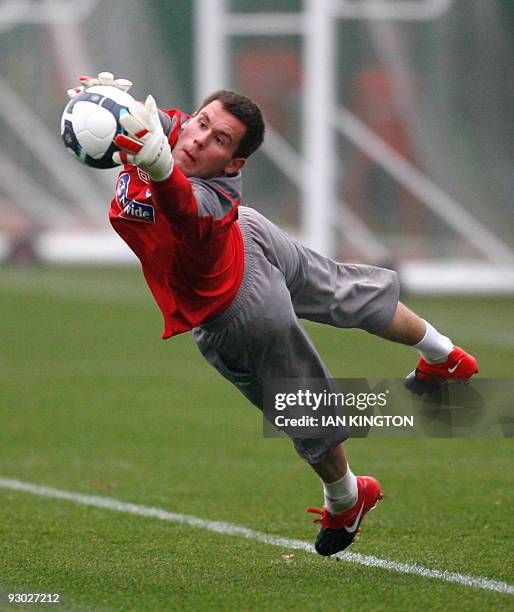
404;346;479;395
307;476;383;556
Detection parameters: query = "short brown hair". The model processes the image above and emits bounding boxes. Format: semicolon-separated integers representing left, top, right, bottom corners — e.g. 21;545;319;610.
198;90;265;159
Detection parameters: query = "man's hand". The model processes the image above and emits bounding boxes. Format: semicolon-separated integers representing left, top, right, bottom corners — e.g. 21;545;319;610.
113;95;174;182
67;71;133;99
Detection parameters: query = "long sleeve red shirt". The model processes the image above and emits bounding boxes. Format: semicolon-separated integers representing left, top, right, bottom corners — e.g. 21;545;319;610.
109;109;245;338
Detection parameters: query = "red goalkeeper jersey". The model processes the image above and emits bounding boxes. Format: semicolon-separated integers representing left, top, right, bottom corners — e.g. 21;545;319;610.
109;109;245;339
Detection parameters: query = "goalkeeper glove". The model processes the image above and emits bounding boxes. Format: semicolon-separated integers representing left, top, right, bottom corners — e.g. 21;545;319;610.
113;95;174;182
67;71;133;99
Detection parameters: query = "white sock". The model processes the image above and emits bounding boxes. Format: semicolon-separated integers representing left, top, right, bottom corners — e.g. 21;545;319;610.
413;320;453;364
322;466;358;514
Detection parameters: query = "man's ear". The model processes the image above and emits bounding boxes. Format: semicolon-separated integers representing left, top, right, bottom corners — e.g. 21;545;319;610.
224;157;246;175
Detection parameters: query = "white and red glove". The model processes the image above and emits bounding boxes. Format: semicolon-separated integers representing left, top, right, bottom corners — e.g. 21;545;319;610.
66;71;133;99
113;95;174;182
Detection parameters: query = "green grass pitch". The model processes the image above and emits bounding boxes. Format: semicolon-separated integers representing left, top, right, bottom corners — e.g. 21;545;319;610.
0;265;513;610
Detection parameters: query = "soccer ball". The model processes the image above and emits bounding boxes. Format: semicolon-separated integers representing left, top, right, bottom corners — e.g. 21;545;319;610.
61;85;135;169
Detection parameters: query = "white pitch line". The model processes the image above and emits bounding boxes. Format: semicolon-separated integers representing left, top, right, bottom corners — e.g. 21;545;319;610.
1;477;513;596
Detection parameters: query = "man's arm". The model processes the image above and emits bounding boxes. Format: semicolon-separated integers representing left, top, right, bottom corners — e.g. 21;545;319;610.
151;170;241;244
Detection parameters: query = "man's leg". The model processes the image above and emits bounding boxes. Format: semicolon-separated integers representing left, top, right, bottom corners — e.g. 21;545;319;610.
192;240;379;557
202;208;401;555
377;301;454;362
310;441;348;483
310;443;358;514
307;442;383;556
283;235;478;392
377;302;478;393
375;301;426;345
238;208;477;392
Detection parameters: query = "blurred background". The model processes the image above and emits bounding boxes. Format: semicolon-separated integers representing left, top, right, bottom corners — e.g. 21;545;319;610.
0;0;513;293
1;6;513;605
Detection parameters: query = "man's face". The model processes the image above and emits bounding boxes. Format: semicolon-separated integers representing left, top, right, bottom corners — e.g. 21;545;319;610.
173;100;247;178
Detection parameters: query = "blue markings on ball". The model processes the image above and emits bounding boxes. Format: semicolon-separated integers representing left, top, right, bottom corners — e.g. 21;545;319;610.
62;119;82;157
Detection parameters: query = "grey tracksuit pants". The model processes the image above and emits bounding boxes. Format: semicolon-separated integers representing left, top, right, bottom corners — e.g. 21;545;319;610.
192;206;400;463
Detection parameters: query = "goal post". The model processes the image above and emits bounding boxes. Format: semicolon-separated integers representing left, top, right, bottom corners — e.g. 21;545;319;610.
193;0;514;292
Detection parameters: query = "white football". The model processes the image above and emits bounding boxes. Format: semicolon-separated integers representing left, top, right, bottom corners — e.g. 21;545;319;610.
61;85;135;169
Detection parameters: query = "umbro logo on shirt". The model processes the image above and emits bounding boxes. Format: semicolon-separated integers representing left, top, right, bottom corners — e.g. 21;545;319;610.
137;168;151;183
